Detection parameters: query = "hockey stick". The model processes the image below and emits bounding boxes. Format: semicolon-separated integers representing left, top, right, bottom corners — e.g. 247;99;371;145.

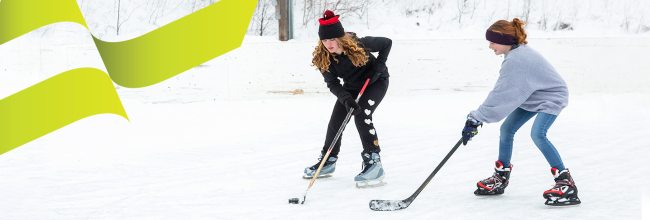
369;138;464;211
297;78;370;205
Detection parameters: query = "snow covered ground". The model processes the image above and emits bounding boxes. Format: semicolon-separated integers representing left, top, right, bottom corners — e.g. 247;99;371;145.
0;89;648;219
1;0;649;219
1;26;650;220
1;31;649;220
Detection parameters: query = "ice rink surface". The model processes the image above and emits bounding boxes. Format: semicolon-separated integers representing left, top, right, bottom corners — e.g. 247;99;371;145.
1;0;649;218
0;89;647;219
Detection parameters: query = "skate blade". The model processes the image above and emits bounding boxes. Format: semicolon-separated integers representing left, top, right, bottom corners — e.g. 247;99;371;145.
356;180;386;188
474;189;504;196
355;173;386;188
545;197;581;206
474;193;504;196
547;203;581;207
302;174;333;179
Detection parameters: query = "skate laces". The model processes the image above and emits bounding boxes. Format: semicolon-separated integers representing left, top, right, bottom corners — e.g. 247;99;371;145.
310;155;323;169
310;156;335;170
551;179;571;189
482;172;503;184
360;158;380;173
551;171;573;188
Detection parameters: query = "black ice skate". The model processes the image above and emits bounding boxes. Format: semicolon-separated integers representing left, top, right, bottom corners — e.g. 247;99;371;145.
474;161;512;196
543;168;581;206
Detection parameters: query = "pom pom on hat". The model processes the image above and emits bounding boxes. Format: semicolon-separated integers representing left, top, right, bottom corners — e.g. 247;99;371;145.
319;10;340;25
323;10;335;20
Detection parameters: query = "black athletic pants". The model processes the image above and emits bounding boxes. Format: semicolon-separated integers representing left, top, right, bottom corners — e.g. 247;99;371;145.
322;78;389;158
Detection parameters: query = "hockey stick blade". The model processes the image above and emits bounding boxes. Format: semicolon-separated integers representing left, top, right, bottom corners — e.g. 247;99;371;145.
369;198;412;211
368;138;464;211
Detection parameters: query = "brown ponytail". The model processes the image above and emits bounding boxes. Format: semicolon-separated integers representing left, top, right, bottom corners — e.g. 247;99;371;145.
488;18;528;44
511;18;528;44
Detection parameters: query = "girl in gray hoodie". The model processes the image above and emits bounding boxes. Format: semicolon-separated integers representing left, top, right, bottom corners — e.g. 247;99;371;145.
462;18;580;206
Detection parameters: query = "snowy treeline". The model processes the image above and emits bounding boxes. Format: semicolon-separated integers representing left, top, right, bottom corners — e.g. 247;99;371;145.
70;0;218;41
28;0;649;42
249;0;650;38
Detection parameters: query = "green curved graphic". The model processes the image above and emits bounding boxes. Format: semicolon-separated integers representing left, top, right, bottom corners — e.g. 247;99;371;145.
0;0;89;44
0;0;258;155
0;68;129;155
0;0;258;88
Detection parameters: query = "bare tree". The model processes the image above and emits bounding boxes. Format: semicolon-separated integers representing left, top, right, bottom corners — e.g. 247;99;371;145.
249;0;276;36
349;0;373;21
521;0;531;26
398;0;418;17
621;0;637;33
636;15;646;33
327;0;370;20
636;0;649;33
146;0;168;25
116;0;121;35
456;0;469;24
570;0;580;27
470;0;480;20
553;6;565;31
428;0;444;23
359;0;375;29
188;0;205;12
115;0;136;35
79;0;87;12
302;0;314;27
300;0;374;27
539;0;551;30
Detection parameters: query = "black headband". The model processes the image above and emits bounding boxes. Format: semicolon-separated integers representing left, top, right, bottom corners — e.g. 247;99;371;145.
485;30;517;45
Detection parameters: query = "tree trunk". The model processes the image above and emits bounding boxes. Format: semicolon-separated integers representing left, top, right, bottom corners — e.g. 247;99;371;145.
278;0;290;41
117;0;121;35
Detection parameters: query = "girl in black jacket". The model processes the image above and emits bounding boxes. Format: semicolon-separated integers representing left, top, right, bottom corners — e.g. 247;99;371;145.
303;10;392;187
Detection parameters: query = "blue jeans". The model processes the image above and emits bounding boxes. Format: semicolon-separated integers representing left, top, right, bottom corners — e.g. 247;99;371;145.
498;108;566;170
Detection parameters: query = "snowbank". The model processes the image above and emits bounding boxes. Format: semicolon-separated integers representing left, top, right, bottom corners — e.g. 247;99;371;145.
2;27;648;102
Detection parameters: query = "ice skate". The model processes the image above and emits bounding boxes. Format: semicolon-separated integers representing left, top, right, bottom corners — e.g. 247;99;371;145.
474;161;512;196
355;152;386;188
543;168;581;206
303;154;337;179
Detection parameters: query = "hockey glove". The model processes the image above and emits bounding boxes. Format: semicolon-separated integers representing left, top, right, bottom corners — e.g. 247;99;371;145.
369;74;381;85
344;97;362;115
462;114;483;145
370;61;387;85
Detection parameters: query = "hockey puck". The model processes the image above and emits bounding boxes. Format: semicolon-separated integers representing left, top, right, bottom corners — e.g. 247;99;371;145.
288;198;299;204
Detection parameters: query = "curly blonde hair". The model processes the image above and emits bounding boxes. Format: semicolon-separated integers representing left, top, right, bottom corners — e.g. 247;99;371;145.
311;35;369;73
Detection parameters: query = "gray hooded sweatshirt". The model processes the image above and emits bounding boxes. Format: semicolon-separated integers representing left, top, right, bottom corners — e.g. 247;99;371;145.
470;44;569;123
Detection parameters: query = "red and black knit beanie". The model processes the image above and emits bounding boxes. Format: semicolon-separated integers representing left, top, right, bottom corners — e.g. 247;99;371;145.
318;10;345;40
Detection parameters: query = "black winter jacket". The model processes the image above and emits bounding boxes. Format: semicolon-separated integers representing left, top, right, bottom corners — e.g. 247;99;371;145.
320;36;392;103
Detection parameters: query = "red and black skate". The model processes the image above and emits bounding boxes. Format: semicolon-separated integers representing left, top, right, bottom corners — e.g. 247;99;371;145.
543;168;581;206
474;161;512;196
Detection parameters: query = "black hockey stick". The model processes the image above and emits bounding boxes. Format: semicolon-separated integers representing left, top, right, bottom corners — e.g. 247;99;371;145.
369;138;464;211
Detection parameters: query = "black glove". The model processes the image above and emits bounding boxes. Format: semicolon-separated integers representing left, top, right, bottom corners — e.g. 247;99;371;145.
344;97;362;115
374;61;387;73
370;61;387;85
369;74;380;85
461;114;483;145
